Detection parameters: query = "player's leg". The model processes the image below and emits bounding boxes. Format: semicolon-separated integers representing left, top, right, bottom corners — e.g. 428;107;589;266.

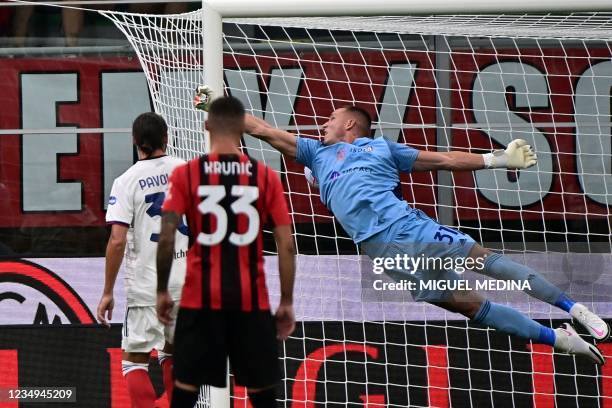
467;244;609;341
434;290;604;365
122;352;157;408
172;308;228;407
362;213;605;364
170;381;199;408
158;342;174;403
122;306;164;408
159;303;180;402
229;311;279;408
435;290;556;344
404;209;608;341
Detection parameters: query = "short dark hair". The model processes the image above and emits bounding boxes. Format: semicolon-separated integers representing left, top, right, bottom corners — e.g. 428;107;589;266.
132;112;168;157
207;96;245;135
343;105;372;137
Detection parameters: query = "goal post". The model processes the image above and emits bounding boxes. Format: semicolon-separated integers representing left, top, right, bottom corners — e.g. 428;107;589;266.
100;4;612;407
201;0;612;109
203;0;612;16
202;3;223;102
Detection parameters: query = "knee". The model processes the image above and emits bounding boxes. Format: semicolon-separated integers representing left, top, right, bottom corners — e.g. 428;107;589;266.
163;342;174;354
122;351;150;364
463;301;482;319
174;380;198;392
481;252;504;275
468;245;492;263
464;245;494;273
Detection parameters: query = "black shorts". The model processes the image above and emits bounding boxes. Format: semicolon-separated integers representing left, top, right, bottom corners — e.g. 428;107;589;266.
173;308;279;388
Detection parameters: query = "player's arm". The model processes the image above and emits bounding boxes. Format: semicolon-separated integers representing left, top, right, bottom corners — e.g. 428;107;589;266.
412;139;537;172
412;150;488;171
275;224;295;306
97;223;128;327
156;164;188;324
273;223;296;341
245;113;298;158
156;211;179;325
265;167;296;340
157;211;178;293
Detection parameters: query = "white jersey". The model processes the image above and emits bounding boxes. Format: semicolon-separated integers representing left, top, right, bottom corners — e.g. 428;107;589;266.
106;155;188;306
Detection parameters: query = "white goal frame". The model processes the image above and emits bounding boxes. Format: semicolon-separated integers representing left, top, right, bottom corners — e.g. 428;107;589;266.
201;0;612;101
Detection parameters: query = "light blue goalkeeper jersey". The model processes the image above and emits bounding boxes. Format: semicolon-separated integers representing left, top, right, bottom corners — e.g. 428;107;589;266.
296;136;420;243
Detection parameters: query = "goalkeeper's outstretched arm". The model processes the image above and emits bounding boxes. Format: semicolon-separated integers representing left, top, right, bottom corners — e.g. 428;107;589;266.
245;114;297;158
194;87;297;158
412;139;537;172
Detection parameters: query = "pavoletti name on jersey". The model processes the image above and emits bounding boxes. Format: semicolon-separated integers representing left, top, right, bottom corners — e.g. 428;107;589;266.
138;174;169;190
203;161;253;176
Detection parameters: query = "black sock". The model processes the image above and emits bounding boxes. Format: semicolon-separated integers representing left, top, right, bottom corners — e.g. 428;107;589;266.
171;386;199;408
248;387;276;408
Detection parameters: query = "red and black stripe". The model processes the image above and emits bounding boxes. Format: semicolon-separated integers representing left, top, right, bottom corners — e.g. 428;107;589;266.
243;158;259;311
255;163;270;310
218;155;241;310
198;155;212;310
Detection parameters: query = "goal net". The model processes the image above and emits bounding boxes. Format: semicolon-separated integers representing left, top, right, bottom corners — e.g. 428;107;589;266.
101;9;612;407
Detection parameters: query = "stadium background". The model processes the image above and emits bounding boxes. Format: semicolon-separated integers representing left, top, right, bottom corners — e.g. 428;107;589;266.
0;2;611;407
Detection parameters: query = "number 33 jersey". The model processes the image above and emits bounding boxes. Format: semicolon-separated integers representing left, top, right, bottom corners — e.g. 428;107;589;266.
107;155;188;306
162;153;291;312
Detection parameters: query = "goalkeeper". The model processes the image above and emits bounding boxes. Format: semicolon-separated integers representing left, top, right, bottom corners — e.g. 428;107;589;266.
244;105;608;364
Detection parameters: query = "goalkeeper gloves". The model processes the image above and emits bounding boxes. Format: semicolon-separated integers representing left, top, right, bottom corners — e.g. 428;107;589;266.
193;85;213;111
482;139;537;169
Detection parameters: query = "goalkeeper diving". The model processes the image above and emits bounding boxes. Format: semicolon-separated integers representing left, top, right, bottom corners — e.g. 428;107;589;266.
239;104;608;365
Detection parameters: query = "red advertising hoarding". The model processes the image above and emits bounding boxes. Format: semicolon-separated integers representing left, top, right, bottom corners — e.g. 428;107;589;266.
0;49;609;232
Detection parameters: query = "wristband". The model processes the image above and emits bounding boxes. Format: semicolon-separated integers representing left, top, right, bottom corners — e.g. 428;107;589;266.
482;150;508;169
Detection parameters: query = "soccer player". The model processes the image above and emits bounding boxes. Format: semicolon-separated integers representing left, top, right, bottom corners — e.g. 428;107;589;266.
157;96;296;408
97;112;188;407
244;106;608;365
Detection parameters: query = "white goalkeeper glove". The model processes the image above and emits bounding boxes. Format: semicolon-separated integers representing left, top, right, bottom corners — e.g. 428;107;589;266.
482;139;537;169
193;85;213;111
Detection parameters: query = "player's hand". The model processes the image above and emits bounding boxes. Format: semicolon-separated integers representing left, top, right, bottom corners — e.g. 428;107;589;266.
502;139;537;169
275;302;295;341
193;85;213;112
96;293;114;328
157;291;174;326
490;139;538;169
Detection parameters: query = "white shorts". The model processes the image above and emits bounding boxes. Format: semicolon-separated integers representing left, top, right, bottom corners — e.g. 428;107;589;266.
121;304;179;353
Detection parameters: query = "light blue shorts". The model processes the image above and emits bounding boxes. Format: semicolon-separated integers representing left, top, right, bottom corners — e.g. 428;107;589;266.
361;209;477;302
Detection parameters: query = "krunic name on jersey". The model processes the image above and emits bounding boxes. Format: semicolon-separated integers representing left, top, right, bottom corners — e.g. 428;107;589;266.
202;161;253;176
138;173;170;190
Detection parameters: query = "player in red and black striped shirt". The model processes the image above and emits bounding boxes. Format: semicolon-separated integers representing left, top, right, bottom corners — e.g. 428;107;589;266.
156;96;296;408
